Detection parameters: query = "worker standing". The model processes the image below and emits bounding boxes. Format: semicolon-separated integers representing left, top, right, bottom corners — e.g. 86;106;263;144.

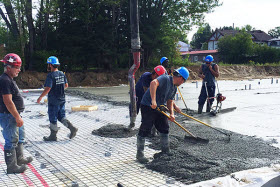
0;53;33;174
160;57;172;75
37;56;78;141
136;67;189;163
197;55;219;114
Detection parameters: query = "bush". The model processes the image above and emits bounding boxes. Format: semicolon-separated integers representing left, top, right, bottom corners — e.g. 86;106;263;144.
32;50;58;72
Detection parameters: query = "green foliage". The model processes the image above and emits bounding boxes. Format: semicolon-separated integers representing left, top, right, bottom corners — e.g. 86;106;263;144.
218;30;254;64
0;63;3;73
172;55;191;67
0;0;221;71
32;50;58;72
190;23;212;49
218;30;280;64
243;24;255;32
268;26;280;38
253;43;280;64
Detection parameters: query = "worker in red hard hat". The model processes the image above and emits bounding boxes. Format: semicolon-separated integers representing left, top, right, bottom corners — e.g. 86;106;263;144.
0;53;33;174
129;65;166;129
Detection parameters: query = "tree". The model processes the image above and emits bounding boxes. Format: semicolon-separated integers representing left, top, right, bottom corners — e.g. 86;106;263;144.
218;30;254;64
0;0;222;71
190;23;212;49
243;24;255;32
268;26;280;38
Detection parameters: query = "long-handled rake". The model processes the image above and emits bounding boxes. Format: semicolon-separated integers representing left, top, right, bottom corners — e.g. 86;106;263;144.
159;105;231;141
157;107;209;143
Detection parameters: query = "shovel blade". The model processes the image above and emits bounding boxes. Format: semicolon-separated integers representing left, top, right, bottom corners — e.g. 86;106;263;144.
184;136;209;144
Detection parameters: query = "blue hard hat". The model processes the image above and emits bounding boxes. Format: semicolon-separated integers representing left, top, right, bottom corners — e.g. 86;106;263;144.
47;56;60;65
174;67;189;81
160;57;169;64
205;55;214;62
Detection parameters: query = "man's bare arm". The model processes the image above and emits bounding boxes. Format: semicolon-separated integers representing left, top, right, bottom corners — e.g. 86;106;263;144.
150;79;159;109
3;94;23;127
37;87;51;103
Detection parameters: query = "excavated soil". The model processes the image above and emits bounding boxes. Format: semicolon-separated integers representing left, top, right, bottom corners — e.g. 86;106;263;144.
15;65;280;89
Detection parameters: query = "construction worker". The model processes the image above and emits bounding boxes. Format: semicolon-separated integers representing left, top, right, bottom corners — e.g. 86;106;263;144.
136;67;189;163
198;55;219;114
37;56;78;141
0;53;33;174
128;65;166;133
160;57;172;75
135;65;166;114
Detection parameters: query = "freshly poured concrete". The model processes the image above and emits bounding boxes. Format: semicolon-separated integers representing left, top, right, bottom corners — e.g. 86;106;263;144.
69;78;280;147
67;78;280;185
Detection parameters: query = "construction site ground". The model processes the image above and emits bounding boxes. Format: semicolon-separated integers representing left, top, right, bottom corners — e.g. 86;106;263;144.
1;78;280;187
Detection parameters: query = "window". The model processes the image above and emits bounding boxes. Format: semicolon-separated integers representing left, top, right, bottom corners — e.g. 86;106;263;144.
194;56;198;62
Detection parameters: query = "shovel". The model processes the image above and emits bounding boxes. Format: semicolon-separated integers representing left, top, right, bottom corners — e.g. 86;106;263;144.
157;107;209;143
179;110;231;139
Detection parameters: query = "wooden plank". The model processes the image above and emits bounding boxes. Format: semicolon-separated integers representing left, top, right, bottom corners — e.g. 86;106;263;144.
71;105;98;112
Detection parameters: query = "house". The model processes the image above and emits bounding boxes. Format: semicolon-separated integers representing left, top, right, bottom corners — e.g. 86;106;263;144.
177;41;190;52
249;30;273;44
207;29;273;50
180;49;219;63
268;38;280;48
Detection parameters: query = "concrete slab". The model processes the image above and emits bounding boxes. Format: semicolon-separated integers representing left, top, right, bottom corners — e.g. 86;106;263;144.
1;78;280;186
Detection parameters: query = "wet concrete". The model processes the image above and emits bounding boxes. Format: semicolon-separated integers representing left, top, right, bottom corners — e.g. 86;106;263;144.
68;78;280;185
146;121;280;184
91;124;138;138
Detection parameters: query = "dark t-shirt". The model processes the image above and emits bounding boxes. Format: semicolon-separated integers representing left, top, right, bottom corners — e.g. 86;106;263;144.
202;63;216;86
0;73;24;113
135;72;152;102
44;71;67;105
141;74;177;106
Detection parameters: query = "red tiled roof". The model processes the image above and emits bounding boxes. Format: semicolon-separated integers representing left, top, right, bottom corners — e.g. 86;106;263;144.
180;50;218;55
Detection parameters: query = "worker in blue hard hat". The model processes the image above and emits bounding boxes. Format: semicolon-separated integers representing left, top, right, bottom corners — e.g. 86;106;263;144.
136;67;189;164
197;55;219;114
160;57;172;75
37;56;78;141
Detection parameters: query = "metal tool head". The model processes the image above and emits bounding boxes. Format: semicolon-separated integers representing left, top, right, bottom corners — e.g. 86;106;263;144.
184;136;209;144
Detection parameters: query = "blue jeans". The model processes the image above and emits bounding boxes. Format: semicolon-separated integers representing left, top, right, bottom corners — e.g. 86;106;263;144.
0;113;25;150
48;102;66;124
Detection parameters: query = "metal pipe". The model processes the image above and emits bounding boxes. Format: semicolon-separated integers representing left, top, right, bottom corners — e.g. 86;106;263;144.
128;0;141;128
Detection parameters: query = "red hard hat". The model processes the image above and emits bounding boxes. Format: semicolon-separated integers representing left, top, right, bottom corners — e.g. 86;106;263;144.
154;65;166;76
1;53;22;67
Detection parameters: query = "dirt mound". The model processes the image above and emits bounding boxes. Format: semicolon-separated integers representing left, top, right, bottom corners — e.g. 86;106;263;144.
14;65;280;89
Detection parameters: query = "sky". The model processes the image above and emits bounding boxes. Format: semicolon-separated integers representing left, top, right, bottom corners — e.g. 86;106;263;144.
187;0;280;41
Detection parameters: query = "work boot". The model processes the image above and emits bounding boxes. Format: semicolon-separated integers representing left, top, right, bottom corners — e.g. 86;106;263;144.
198;105;203;114
43;129;58;141
136;135;149;164
4;148;27;174
151;126;158;137
206;103;212;112
160;133;173;156
62;119;78;139
128;122;135;129
15;143;33;165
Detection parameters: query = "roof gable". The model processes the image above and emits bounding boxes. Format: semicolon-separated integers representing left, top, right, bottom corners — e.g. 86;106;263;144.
249;30;273;42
